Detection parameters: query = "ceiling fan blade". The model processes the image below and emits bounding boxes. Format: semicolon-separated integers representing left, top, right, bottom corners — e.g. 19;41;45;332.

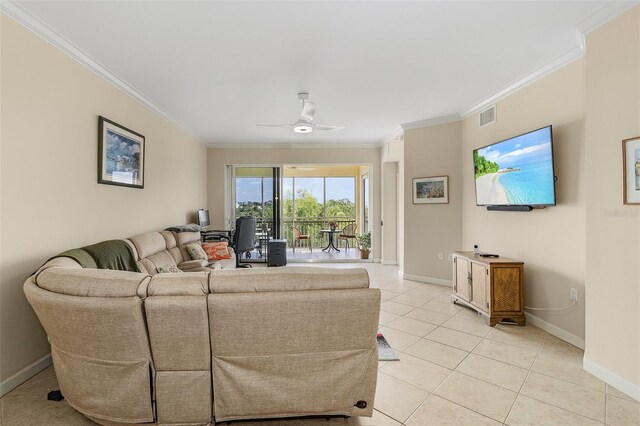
313;124;344;131
300;100;317;121
256;124;293;127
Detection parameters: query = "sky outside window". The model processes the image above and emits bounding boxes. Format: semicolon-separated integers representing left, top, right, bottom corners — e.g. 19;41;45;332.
326;177;355;202
236;177;263;203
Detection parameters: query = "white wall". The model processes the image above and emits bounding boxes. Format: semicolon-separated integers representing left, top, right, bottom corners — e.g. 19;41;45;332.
0;15;207;387
381;132;405;269
462;59;587;342
404;122;462;283
382;161;398;263
584;6;640;398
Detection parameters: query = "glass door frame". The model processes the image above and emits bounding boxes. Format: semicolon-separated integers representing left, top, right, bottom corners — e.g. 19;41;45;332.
226;165;284;239
361;173;370;233
225;162;374;262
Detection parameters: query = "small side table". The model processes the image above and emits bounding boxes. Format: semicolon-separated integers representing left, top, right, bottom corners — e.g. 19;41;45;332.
320;230;341;252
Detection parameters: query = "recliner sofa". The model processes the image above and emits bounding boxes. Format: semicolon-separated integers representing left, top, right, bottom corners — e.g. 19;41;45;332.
23;230;380;425
128;229;236;273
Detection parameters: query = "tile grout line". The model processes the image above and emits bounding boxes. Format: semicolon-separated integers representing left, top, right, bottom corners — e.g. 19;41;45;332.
503;335;544;424
423;378;509;424
604;383;608;425
396;314;510;425
384;269;611;425
380;278;607;424
402;392;436;425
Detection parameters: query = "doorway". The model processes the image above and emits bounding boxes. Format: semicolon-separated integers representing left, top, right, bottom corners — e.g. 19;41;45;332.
227;164;370;263
231;166;281;262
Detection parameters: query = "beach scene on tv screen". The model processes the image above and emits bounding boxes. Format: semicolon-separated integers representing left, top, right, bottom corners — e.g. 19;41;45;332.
474;127;555;205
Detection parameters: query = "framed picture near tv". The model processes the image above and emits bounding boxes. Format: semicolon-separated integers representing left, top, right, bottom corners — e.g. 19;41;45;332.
413;176;449;204
622;136;640;205
98;116;145;189
474;125;556;207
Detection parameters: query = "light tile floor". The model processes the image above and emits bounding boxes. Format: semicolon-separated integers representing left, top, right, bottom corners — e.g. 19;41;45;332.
239;246;363;264
1;263;638;425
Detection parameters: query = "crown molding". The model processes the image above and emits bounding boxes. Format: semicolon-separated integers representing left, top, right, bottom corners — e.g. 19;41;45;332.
460;46;584;118
576;0;639;38
207;141;383;149
461;1;639;118
4;1;637;148
401;114;461;131
377;126;404;147
0;1;207;146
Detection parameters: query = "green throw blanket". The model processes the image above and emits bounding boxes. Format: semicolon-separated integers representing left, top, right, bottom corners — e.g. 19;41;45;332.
55;248;98;269
51;240;139;272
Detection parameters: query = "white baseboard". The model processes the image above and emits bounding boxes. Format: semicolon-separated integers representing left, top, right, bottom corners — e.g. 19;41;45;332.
524;312;585;350
381;260;398;265
0;353;52;397
403;273;452;287
584;357;640;402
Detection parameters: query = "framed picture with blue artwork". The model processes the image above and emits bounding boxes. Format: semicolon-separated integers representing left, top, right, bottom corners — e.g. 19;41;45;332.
98;116;145;189
413;175;449;204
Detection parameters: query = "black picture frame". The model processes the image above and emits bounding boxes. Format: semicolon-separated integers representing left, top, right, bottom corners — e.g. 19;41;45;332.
98;116;145;189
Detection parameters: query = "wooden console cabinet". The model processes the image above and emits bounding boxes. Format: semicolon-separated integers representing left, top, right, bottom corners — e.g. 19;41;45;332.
451;251;525;326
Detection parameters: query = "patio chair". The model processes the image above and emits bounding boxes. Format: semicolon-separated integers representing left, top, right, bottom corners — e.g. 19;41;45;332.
292;226;312;253
337;223;358;250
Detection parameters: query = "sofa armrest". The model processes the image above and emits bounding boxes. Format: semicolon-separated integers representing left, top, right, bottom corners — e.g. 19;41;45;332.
178;259;208;271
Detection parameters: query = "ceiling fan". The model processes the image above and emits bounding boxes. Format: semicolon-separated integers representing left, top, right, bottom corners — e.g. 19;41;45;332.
257;93;344;134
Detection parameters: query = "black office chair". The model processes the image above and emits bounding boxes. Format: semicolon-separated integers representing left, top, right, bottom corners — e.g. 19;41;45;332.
232;216;256;268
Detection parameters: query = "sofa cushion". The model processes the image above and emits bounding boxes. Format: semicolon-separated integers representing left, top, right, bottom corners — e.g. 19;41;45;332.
147;273;209;296
166;247;184;265
140;251;177;276
174;231;201;247
209;267;369;293
178;259;208;271
35;267;148;298
34;257;83;281
160;230;177;249
186;243;207;261
202;242;232;261
128;232;167;260
157;265;183;274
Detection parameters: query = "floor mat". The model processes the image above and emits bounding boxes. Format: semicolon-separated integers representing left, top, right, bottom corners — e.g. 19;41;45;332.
377;333;399;361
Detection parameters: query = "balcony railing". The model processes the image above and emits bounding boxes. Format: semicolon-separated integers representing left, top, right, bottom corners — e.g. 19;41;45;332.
252;216;357;248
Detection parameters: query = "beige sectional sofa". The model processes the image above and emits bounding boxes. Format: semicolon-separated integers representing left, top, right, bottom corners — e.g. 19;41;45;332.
23;231;380;425
128;229;236;273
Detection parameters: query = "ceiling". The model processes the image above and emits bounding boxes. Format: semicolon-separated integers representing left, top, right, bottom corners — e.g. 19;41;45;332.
9;1;616;147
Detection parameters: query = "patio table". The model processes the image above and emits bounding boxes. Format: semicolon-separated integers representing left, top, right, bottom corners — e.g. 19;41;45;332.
320;229;341;252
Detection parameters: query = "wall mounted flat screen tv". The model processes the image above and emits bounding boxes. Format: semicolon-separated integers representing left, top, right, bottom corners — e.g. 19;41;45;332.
474;125;556;207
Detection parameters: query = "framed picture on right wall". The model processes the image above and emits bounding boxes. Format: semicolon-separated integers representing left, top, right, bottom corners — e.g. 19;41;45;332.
622;136;640;204
413;175;449;204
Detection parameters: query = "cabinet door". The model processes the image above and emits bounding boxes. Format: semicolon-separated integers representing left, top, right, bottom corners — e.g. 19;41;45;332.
470;262;488;312
491;265;523;313
453;257;470;301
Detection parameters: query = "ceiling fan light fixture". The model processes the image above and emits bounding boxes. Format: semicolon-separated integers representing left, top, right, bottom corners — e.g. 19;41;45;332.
293;124;313;133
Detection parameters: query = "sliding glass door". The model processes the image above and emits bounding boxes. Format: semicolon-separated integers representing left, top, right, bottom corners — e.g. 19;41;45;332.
233;167;281;240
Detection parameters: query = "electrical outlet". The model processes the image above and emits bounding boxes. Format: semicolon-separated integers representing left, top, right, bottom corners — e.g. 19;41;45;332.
438;252;444;260
570;288;578;302
447;253;453;261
